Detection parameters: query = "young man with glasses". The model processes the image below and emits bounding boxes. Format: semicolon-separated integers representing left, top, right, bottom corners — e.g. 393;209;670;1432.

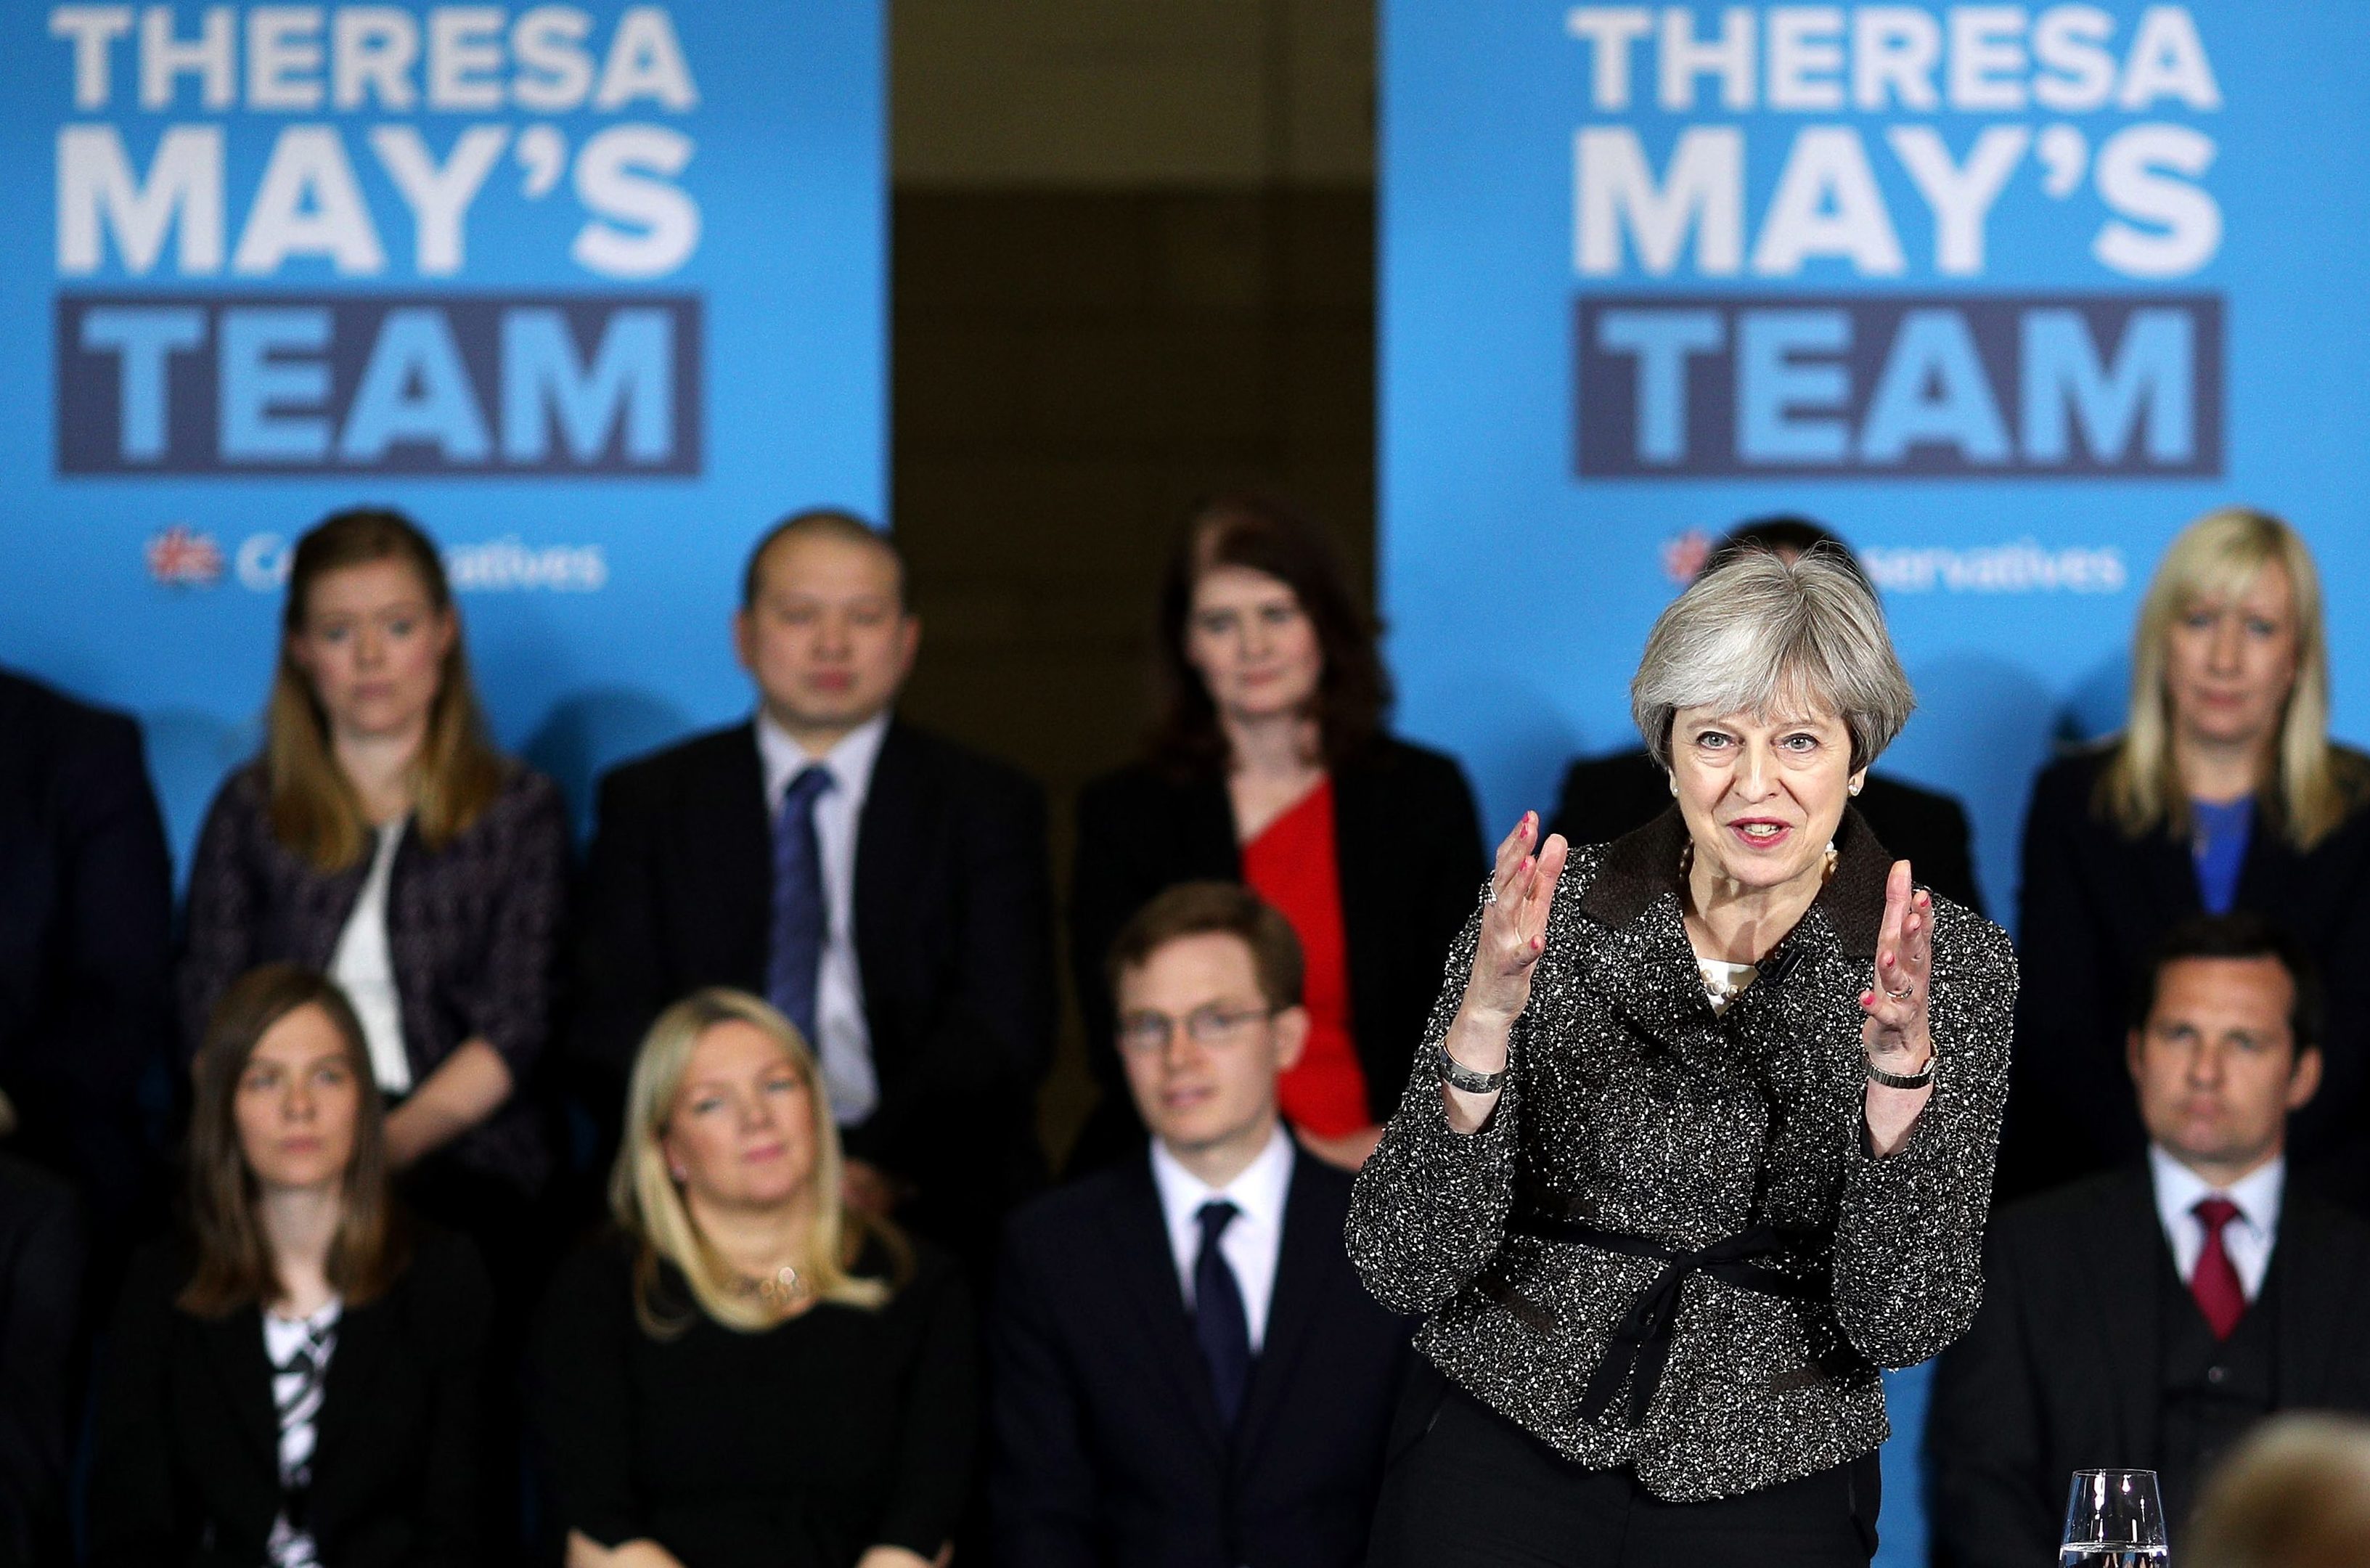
989;881;1411;1568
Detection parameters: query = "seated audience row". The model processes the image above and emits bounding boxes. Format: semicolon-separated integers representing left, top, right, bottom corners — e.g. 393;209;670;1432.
83;881;1392;1568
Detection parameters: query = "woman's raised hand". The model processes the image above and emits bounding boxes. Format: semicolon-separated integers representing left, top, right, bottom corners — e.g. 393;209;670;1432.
1463;812;1569;1024
1859;859;1934;1069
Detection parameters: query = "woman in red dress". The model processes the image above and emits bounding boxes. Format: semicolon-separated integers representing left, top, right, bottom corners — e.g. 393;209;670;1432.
1071;494;1484;1174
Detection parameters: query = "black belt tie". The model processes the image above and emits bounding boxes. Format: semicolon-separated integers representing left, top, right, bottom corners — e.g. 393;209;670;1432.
1511;1215;1830;1428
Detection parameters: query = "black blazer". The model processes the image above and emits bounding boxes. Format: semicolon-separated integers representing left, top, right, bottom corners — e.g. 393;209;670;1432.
86;1227;493;1568
179;764;568;1195
0;1155;81;1568
1928;1164;2370;1568
989;1146;1413;1568
2005;747;2370;1199
573;719;1053;1189
0;670;173;1234
1068;738;1484;1167
1545;746;1985;915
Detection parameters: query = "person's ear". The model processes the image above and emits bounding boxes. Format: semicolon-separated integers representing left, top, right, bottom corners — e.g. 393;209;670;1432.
1270;1005;1310;1075
731;605;756;677
2287;1045;2324;1113
2126;1026;2147;1085
430;605;457;663
1847;767;1868;799
894;612;921;683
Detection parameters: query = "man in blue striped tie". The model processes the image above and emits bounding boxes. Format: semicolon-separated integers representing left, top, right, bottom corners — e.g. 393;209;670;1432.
574;509;1054;1278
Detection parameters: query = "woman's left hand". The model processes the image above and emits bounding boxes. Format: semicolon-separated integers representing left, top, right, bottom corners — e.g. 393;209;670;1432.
1858;859;1933;1071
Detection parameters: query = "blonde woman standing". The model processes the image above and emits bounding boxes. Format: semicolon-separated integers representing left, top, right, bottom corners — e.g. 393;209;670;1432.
528;989;973;1568
2007;508;2370;1199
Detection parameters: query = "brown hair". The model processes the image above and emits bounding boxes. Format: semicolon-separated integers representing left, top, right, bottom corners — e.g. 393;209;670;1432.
269;508;507;872
1148;493;1389;777
181;965;406;1317
740;508;905;611
1106;881;1305;1013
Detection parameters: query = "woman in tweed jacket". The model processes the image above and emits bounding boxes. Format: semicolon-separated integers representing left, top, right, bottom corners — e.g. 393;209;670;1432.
1350;550;2015;1567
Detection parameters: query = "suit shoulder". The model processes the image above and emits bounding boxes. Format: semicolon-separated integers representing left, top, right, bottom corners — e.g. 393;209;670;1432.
2030;746;2114;812
1005;1165;1139;1257
890;721;1041;802
600;723;753;796
1865;772;1971;826
1286;1148;1357;1217
1994;1167;2142;1251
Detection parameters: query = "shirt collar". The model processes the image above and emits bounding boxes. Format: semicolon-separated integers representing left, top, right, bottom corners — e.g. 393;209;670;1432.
2149;1142;2286;1238
755;707;891;810
1149;1120;1295;1241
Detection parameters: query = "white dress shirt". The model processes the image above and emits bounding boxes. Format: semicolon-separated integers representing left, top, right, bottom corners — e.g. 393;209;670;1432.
2149;1143;2284;1301
755;709;888;1126
327;820;412;1094
1149;1122;1296;1352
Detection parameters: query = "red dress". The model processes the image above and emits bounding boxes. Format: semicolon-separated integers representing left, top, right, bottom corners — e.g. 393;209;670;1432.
1241;777;1372;1136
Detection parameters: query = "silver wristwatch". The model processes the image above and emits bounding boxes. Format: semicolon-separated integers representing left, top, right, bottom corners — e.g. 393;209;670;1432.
1865;1052;1937;1090
1437;1041;1506;1094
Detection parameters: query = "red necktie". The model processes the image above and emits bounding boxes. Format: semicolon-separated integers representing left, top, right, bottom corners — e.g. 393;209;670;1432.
2190;1196;2247;1340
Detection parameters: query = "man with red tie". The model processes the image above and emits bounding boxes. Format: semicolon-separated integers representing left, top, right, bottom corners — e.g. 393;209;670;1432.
1929;912;2370;1567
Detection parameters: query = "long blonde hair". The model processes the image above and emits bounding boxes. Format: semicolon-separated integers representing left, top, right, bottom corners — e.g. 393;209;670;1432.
268;508;507;872
2102;507;2363;849
610;989;904;1335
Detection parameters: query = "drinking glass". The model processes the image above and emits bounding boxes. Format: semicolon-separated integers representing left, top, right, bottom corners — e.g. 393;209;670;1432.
2059;1469;2170;1567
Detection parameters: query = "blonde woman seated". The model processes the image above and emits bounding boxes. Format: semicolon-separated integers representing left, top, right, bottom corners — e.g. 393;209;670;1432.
529;989;973;1568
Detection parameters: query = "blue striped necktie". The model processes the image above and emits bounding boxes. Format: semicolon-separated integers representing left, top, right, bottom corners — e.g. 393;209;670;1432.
766;764;835;1042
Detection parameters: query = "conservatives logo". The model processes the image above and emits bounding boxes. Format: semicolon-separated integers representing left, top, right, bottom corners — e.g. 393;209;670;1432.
233;532;608;593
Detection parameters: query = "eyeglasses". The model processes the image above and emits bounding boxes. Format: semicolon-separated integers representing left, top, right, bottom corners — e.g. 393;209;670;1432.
1116;1005;1277;1055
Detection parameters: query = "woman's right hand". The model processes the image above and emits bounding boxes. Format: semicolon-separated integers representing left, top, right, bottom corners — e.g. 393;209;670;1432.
1462;811;1570;1025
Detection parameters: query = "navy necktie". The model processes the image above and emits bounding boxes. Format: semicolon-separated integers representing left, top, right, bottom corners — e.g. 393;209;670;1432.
1193;1199;1252;1429
765;765;834;1043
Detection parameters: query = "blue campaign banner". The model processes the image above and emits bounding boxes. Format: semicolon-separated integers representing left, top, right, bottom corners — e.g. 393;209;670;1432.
0;3;884;868
1381;2;2370;931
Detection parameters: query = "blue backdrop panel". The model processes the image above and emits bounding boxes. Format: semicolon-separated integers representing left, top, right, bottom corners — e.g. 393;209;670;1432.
1;2;885;867
1381;4;2370;1560
1381;1;2370;924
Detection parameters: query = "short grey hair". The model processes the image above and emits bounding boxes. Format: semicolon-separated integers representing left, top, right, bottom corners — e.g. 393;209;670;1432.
1630;547;1913;772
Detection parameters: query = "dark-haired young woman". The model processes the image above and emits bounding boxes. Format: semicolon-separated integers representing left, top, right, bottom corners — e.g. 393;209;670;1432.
178;507;568;1248
1069;494;1484;1175
88;965;491;1568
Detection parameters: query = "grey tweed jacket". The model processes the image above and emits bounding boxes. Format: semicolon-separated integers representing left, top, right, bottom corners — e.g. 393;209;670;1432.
1347;806;2015;1501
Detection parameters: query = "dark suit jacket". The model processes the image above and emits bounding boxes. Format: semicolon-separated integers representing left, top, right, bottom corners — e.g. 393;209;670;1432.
1928;1164;2370;1568
989;1146;1412;1568
0;1156;81;1568
1068;738;1483;1168
1545;746;1985;915
179;764;568;1195
0;671;173;1235
2004;747;2370;1199
573;719;1053;1199
86;1226;492;1568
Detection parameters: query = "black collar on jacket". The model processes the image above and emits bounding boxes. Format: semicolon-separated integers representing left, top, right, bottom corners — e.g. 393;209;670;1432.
1103;1143;1337;1468
1565;806;1893;1066
1576;803;1895;960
